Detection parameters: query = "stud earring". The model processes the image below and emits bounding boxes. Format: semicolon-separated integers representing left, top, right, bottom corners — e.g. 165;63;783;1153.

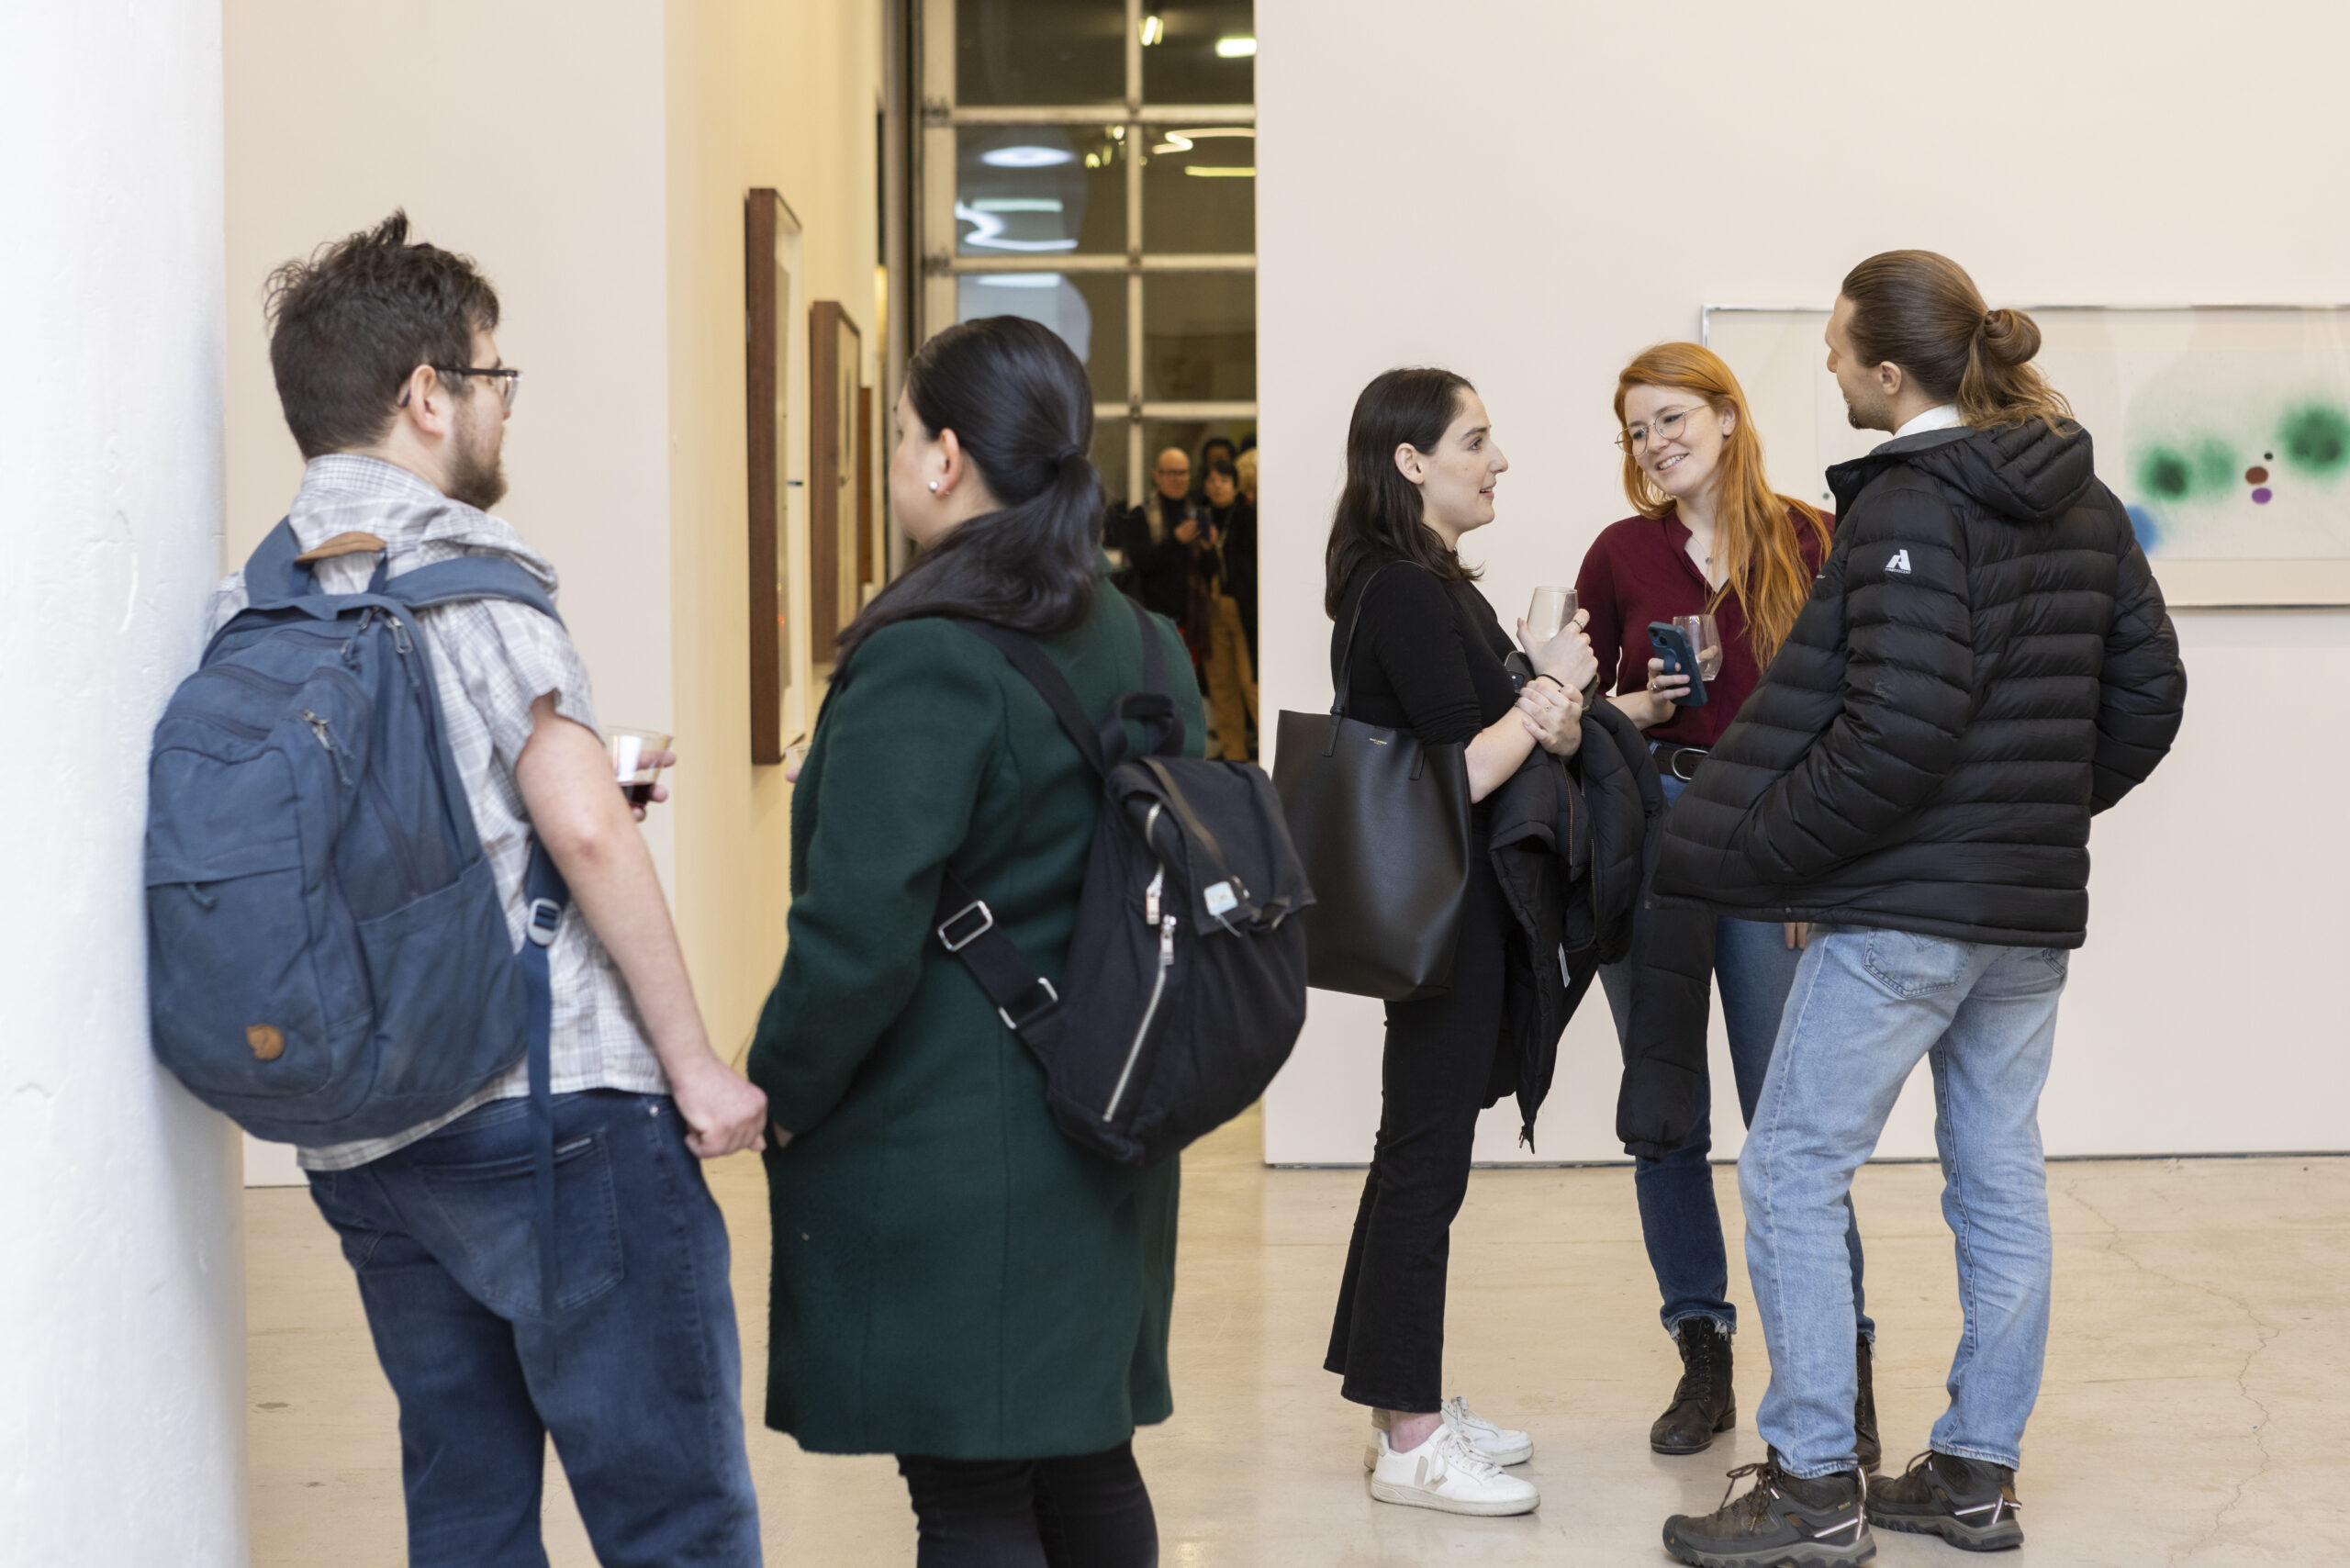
928;480;939;492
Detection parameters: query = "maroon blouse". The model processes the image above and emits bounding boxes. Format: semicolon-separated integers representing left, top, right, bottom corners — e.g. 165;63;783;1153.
1574;508;1832;748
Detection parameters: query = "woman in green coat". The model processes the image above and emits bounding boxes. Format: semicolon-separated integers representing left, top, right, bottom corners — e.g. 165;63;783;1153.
748;316;1203;1567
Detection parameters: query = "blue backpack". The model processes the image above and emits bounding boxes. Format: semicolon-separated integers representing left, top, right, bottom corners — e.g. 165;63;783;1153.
146;521;569;1151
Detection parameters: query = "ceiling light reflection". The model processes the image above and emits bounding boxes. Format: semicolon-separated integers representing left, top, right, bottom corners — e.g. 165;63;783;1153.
1215;37;1257;58
980;146;1075;168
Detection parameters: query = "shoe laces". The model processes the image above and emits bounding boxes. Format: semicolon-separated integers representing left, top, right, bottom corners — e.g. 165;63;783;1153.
1427;1421;1508;1483
1440;1395;1494;1436
1713;1461;1786;1523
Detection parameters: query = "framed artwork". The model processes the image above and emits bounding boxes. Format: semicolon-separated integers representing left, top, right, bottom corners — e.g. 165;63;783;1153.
809;302;864;669
857;385;877;606
746;190;807;764
1703;304;2350;607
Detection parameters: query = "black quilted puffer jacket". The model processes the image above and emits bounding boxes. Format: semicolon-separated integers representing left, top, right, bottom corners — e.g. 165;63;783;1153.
1651;420;2186;947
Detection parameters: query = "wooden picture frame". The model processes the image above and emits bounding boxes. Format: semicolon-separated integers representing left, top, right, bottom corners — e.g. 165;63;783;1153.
809;302;864;667
746;190;804;765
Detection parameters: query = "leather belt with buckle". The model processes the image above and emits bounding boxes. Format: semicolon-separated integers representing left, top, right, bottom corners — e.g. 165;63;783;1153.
1653;743;1710;782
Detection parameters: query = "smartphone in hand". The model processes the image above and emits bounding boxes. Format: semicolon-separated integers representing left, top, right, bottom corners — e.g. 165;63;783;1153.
1647;622;1709;707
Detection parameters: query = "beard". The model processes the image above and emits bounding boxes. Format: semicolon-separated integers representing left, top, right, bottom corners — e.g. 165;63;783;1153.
445;418;509;511
1843;385;1894;433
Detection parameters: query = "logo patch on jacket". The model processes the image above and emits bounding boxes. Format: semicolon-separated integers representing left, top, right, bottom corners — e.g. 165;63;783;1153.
1886;549;1913;574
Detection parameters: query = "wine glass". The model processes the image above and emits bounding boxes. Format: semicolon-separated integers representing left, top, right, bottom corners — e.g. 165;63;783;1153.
1673;614;1724;681
1527;587;1578;646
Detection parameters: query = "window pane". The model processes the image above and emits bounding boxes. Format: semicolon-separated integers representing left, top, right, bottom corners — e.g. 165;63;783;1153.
957;272;1127;409
1143;273;1255;402
956;0;1124;106
1142;125;1254;252
1089;417;1131;514
956;125;1127;257
1140;0;1254;105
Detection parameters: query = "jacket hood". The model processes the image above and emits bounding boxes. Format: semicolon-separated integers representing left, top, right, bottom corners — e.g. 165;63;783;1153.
1829;420;2098;526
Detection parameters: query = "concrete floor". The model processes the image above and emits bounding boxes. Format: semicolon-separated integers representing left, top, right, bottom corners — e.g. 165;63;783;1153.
248;1106;2347;1565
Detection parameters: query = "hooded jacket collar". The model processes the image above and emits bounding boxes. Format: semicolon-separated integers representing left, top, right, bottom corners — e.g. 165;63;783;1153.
1827;420;2098;526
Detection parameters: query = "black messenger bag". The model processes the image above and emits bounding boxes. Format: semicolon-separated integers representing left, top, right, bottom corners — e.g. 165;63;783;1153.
1271;562;1472;1000
934;597;1313;1169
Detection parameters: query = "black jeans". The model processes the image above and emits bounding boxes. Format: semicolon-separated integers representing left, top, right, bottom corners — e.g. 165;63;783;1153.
1324;843;1509;1414
896;1442;1157;1568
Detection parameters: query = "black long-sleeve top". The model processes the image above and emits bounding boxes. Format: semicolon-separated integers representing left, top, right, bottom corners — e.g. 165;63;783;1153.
1331;558;1517;745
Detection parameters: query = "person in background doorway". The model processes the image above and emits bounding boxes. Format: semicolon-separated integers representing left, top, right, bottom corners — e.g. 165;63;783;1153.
218;213;767;1567
1654;252;2186;1568
1574;342;1876;1468
1323;366;1597;1519
1196;457;1258;758
1121;446;1203;637
1227;448;1261;662
750;315;1203;1568
1196;433;1237;496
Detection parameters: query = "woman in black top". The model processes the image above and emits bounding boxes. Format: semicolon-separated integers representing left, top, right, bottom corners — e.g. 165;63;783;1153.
1322;366;1596;1518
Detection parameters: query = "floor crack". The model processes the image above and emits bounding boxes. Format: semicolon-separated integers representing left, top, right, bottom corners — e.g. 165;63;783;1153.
2060;1176;2277;1566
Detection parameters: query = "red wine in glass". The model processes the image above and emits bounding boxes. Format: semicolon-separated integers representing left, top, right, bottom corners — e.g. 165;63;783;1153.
623;781;655;806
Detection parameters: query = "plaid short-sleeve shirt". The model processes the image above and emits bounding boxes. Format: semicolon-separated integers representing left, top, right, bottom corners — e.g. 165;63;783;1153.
207;455;666;1170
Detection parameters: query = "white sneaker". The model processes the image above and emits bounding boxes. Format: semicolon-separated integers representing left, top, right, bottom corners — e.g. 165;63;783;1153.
1367;1421;1541;1517
1363;1396;1535;1470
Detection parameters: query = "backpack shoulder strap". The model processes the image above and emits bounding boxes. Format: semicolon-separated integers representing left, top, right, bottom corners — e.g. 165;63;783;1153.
952;619;1112;777
239;518;311;605
382;555;565;626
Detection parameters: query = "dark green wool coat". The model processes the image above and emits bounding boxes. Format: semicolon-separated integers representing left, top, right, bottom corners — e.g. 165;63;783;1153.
748;581;1204;1460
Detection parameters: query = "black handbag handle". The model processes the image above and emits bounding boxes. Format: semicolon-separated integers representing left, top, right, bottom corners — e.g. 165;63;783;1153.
1324;561;1427;778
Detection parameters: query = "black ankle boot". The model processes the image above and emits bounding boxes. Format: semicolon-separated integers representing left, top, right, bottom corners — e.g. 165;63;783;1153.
1651;1318;1735;1455
1854;1334;1881;1473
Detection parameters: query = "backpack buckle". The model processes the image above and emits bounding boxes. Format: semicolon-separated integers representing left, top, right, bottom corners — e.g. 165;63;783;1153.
936;899;995;952
997;977;1059;1034
526;897;564;948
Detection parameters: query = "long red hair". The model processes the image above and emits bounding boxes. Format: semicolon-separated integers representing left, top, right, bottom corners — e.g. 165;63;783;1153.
1614;342;1830;667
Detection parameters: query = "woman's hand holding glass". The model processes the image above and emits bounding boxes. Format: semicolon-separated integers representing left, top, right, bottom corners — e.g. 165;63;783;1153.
1516;673;1583;757
1517;606;1598;695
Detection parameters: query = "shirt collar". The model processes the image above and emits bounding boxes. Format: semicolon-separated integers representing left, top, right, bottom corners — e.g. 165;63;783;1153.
288;454;560;591
1891;403;1965;441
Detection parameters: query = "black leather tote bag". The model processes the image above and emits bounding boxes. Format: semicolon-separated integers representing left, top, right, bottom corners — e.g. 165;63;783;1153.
1272;563;1472;1000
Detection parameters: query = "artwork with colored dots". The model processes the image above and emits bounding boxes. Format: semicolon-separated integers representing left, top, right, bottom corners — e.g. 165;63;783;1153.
1703;305;2350;605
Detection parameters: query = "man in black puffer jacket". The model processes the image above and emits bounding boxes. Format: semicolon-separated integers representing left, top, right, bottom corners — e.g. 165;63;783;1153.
1656;252;2186;1568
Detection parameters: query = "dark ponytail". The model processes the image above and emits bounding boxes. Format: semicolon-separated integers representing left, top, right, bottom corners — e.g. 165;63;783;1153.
836;315;1101;663
1841;251;2073;432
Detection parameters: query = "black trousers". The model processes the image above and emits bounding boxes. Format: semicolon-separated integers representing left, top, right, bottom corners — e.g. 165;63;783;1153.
1324;843;1509;1413
896;1442;1157;1568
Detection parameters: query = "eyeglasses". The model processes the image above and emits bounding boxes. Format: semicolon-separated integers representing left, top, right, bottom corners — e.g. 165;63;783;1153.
1614;405;1702;454
438;364;523;410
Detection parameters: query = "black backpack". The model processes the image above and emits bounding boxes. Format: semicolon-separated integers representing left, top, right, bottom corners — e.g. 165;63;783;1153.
934;596;1314;1169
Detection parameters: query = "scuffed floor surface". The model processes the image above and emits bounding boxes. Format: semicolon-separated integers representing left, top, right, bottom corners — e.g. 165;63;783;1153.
248;1107;2344;1566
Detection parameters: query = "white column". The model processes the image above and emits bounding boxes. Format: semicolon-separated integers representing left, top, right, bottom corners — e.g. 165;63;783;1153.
0;5;247;1565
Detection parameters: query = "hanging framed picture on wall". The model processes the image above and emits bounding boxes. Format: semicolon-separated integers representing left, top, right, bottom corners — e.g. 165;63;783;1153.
809;301;863;671
746;189;807;764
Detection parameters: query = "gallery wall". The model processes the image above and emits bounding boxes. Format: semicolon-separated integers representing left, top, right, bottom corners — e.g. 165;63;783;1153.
1255;0;2350;1162
2;3;250;1562
221;0;886;1182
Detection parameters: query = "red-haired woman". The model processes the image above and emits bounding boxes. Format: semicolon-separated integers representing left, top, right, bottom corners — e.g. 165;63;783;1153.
1575;342;1880;1468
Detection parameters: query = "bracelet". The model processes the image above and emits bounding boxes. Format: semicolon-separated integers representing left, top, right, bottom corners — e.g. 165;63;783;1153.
1531;672;1567;690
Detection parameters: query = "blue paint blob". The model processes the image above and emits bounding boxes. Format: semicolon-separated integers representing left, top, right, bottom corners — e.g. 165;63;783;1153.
2125;503;2163;552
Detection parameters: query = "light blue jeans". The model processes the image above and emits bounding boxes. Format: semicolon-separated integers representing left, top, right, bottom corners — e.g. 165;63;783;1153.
1742;924;2067;1479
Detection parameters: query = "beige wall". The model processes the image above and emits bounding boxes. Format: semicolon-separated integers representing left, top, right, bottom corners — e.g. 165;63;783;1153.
1257;0;2350;1161
223;0;886;1137
663;0;885;1058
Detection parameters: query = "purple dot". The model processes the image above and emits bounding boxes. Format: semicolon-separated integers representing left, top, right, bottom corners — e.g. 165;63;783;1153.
2251;487;2273;504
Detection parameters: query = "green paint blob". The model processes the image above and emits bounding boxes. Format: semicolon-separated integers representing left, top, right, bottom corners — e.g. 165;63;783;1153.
2138;447;2193;499
2192;438;2237;490
2279;404;2350;476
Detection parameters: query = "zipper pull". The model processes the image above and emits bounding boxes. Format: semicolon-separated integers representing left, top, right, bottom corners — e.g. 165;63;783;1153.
388;614;412;655
299;709;332;750
1159;913;1177;965
1145;867;1164;926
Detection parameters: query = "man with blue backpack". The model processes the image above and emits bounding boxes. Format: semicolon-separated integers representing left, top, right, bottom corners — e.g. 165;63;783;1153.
155;213;768;1566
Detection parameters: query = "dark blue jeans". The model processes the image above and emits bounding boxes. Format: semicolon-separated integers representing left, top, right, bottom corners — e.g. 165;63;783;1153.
307;1090;763;1568
1599;771;1872;1342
